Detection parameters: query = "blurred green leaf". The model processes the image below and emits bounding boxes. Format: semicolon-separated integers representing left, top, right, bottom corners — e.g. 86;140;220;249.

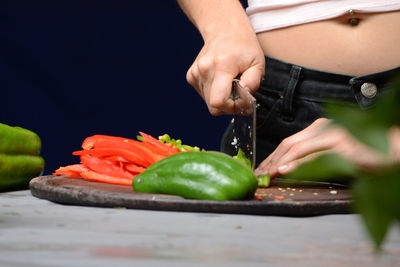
352;170;400;249
285;153;358;181
325;77;400;153
287;73;400;250
325;104;390;153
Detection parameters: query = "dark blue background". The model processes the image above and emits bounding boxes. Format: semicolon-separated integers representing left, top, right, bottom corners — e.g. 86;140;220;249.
0;1;232;174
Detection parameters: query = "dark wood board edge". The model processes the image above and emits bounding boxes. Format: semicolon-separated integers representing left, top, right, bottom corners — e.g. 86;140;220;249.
29;176;354;217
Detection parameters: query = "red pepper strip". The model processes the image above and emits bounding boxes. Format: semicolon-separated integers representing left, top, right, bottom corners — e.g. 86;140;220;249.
58;170;81;178
82;135;138;150
125;163;146;174
80;155;136;180
73;147;149;167
81;135;98;150
138;142;170;158
104;156;129;169
80;171;134;186
104;155;129;163
53;164;89;178
139;131;180;156
81;135;163;165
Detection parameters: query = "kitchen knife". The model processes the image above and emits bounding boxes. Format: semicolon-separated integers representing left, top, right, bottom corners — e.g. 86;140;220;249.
230;79;256;170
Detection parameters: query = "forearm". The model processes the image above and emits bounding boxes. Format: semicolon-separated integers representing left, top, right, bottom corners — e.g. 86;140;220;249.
177;0;254;41
177;0;265;115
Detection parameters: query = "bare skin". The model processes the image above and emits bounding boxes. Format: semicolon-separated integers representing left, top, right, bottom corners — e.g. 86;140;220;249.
177;0;400;176
257;11;400;76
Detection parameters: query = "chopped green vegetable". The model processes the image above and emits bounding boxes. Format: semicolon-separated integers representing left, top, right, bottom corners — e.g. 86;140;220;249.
158;134;201;152
257;174;270;188
233;148;252;169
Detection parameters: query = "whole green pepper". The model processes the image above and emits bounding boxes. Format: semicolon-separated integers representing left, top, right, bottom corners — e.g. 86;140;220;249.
0;123;45;192
133;151;257;201
0;123;41;155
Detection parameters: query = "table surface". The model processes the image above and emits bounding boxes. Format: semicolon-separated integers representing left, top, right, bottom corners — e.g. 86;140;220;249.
1;190;399;267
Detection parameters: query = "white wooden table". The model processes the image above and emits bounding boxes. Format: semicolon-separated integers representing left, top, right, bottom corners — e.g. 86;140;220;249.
1;190;399;266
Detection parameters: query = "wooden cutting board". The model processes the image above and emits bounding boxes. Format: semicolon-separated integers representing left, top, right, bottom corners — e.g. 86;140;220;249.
29;175;352;216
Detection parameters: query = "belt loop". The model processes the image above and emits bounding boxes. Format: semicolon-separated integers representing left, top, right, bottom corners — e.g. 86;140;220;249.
282;65;302;121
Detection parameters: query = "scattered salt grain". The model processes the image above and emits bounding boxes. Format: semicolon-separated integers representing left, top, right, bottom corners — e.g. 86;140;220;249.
231;137;238;146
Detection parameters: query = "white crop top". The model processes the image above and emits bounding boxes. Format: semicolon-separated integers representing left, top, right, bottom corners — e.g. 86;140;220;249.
247;0;400;33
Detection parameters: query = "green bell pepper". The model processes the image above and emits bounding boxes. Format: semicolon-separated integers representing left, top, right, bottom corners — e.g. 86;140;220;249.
133;151;258;201
0;123;45;192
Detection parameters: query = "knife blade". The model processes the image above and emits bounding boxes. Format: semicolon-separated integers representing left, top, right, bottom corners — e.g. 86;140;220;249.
230;79;256;170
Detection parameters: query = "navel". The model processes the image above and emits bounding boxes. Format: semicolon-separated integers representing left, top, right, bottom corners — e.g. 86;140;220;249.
348;9;360;26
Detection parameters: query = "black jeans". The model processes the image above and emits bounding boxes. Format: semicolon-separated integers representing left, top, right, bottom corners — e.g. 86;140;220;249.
221;56;400;167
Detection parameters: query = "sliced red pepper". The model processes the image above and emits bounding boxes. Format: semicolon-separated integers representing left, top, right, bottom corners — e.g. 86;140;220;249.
138;142;170;158
53;164;89;178
139;131;180;156
104;155;129;163
58;171;81;178
80;155;136;180
81;135;163;165
80;170;134;186
81;135;98;150
73;147;149;167
125;163;146;174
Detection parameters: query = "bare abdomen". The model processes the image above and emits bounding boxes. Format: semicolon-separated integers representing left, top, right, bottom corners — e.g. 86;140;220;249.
257;11;400;76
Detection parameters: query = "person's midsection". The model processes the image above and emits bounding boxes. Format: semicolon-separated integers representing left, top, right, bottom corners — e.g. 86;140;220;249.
257;11;400;76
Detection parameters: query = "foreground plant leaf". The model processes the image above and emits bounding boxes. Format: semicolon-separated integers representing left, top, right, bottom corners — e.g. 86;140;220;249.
352;169;400;250
285;153;358;181
286;74;400;250
325;104;390;153
325;77;400;153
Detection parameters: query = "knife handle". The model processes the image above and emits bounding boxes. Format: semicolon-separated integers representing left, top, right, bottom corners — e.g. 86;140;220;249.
230;79;241;101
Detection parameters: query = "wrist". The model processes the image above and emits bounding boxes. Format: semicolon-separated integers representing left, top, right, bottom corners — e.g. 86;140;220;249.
179;0;253;42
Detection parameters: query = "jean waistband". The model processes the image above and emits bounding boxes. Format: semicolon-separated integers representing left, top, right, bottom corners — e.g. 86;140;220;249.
259;56;400;109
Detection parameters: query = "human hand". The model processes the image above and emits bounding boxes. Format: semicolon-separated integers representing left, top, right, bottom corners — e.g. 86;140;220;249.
255;118;400;178
186;30;265;115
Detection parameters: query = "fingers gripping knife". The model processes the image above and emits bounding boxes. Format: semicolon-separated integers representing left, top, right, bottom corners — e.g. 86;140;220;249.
230;79;256;170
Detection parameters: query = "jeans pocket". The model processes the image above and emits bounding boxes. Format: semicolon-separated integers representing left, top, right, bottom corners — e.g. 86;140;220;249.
255;91;281;133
